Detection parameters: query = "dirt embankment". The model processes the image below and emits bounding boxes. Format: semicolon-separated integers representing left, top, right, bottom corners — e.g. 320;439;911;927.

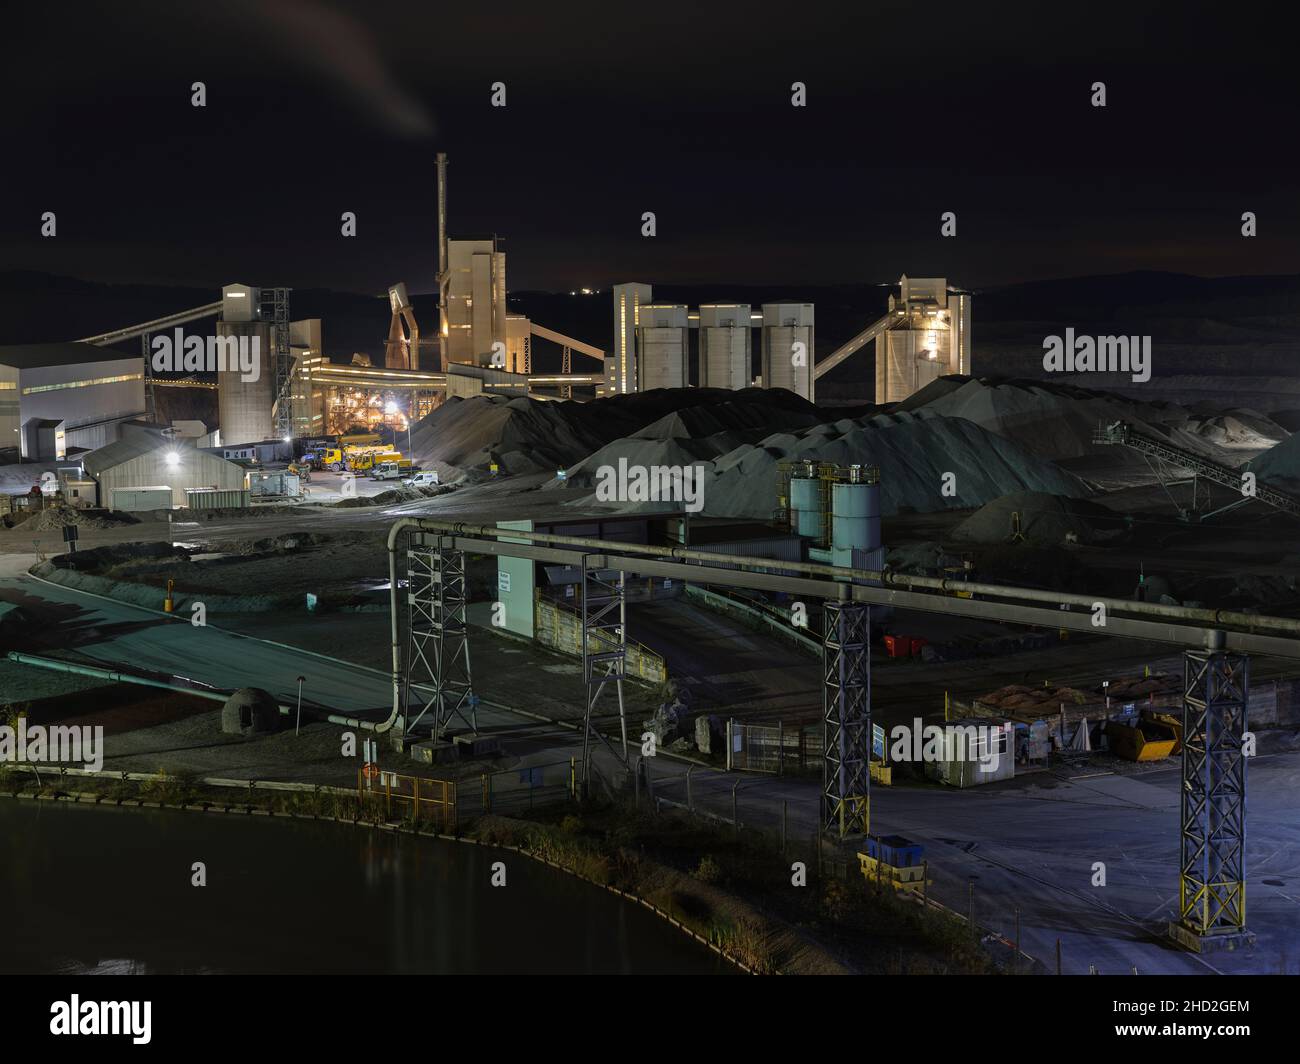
32;530;392;611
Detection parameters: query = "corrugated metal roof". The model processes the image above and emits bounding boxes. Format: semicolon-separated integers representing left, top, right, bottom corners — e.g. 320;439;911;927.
83;433;174;475
0;342;136;370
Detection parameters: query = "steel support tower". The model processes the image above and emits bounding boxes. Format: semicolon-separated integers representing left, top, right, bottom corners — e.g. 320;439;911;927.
404;533;476;741
1170;648;1253;952
580;556;628;791
140;333;157;425
259;287;294;443
822;600;870;839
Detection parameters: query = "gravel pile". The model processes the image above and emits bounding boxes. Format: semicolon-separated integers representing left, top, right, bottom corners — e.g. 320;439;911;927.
26;506;130;531
1248;432;1300;490
951;491;1128;547
563;409;1089;519
408;388;820;480
899;376;1286;461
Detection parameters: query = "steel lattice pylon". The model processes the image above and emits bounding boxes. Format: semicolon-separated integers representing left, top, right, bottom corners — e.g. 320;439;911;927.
822;600;870;839
579;556;628;791
1176;649;1249;943
260;287;294;444
405;533;476;741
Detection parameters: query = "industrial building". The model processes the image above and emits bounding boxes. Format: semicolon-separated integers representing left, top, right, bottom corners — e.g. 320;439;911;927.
82;432;247;511
607;282;653;396
606;285;814;400
812;275;972;405
445;239;508;368
0;342;146;459
874;276;970;404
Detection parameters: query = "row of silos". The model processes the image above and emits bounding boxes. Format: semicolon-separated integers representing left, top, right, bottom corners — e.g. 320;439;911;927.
613;287;814;398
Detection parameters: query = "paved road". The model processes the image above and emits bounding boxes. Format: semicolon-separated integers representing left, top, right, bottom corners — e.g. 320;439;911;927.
3;552;1297;975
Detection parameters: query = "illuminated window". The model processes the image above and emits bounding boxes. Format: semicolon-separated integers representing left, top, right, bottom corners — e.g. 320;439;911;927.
22;372;143;395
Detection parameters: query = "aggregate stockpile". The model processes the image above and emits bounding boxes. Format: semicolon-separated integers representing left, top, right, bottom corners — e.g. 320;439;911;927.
405;388;820;481
563;408;1088;519
1248;432;1300;491
950;491;1128;547
898;376;1287;462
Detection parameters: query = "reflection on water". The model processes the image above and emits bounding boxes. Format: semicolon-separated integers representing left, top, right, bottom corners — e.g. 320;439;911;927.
0;801;729;975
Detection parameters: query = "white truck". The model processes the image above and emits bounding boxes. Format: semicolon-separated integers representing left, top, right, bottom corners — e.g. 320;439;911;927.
402;470;439;488
372;462;411;481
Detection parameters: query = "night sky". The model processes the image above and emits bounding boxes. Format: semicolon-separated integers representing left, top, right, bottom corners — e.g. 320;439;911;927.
2;1;1294;296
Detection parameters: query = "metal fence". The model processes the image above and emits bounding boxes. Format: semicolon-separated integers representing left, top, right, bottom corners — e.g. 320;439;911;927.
725;719;820;774
627;755;1051;973
357;768;457;832
456;758;580;819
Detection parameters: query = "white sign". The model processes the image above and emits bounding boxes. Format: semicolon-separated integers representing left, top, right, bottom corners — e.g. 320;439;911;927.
498;570;511;593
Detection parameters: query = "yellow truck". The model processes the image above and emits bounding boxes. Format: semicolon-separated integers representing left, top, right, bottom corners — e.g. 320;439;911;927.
316;447;347;472
348;450;406;473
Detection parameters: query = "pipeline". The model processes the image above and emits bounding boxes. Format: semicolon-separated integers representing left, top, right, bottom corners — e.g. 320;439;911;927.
385;518;1300;637
383;516;1300;741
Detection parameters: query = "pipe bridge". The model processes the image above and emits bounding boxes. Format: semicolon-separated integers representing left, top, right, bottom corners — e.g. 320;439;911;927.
386;517;1295;948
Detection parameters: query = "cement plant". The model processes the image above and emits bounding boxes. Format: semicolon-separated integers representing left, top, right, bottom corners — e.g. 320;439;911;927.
0;5;1295;1025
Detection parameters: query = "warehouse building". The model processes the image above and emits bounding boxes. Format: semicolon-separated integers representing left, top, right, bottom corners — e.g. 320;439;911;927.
83;433;246;511
0;342;145;459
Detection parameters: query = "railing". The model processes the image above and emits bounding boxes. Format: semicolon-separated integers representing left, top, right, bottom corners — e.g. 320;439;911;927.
357;768;457;832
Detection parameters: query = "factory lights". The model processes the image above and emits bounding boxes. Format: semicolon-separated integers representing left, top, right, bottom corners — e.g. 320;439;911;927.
165;451;180;468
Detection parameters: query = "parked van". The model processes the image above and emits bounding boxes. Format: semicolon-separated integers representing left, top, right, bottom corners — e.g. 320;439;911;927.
403;471;440;488
372;461;413;481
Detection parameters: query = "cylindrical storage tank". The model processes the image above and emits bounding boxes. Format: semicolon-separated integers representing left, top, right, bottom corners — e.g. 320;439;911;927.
790;474;822;540
832;466;881;566
698;304;751;390
635;304;690;390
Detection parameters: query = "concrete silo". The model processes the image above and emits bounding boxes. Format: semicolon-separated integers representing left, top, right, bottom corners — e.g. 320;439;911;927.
761;303;814;400
216;283;273;446
698;303;751;390
635;304;689;391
